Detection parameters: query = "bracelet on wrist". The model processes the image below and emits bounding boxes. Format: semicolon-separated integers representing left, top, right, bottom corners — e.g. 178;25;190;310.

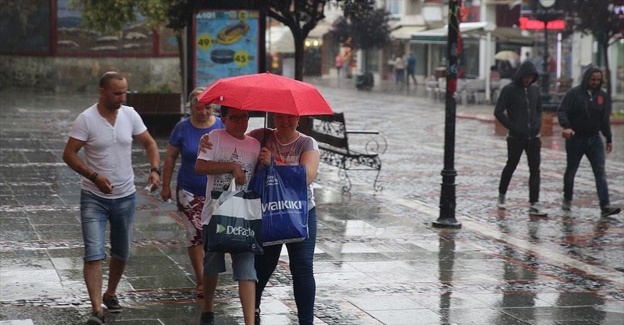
89;172;99;183
150;167;161;176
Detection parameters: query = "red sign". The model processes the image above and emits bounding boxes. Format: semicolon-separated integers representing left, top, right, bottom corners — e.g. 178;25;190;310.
519;17;565;30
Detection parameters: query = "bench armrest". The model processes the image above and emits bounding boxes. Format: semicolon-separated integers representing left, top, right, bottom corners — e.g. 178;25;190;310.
346;130;379;135
346;130;387;155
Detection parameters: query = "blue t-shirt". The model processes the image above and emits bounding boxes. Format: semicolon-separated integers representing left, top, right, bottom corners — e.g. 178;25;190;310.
169;117;225;195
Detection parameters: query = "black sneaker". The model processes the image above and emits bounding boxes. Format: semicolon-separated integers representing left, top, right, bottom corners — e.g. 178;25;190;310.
528;202;547;217
85;311;105;325
601;206;621;217
103;294;122;313
200;311;215;325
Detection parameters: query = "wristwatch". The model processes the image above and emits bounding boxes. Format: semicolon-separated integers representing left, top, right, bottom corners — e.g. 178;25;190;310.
150;167;161;176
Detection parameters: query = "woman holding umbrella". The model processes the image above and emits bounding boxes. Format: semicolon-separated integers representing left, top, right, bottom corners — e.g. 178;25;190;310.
198;72;330;324
250;113;320;325
200;113;320;325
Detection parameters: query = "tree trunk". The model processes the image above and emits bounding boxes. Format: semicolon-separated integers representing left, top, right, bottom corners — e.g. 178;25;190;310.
294;33;305;81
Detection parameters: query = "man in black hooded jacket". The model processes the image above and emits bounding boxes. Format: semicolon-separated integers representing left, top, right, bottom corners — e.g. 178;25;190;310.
494;61;546;216
558;65;621;217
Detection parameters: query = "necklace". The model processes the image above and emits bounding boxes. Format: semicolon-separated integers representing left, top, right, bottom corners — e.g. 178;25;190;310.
275;130;299;145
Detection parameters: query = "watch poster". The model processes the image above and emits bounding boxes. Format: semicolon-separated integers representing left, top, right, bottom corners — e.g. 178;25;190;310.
194;10;259;88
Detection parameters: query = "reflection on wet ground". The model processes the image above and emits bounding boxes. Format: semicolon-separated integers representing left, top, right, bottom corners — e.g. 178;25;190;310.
1;86;623;324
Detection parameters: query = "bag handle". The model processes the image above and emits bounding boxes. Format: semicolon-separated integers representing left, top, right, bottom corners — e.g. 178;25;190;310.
228;178;238;192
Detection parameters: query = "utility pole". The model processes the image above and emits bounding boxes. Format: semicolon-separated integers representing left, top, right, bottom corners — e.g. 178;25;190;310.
535;0;563;111
433;0;462;229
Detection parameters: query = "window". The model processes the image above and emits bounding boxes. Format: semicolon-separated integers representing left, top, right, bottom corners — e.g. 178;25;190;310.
0;0;50;54
386;0;403;17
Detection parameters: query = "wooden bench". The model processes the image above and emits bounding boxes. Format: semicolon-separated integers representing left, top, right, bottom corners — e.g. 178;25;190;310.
306;113;386;193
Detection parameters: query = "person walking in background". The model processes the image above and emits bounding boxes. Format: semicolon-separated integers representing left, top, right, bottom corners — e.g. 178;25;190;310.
557;65;621;217
406;52;417;85
393;54;406;84
523;51;534;64
493;61;546;216
335;53;344;78
490;65;501;81
160;87;224;298
195;106;260;325
63;71;161;325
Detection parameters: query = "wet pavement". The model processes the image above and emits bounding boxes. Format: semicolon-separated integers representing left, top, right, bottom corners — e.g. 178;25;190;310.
1;77;623;325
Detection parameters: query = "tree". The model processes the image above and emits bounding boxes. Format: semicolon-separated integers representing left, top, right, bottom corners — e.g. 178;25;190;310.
72;0;353;83
332;0;391;72
560;0;624;97
260;0;344;81
69;0;197;92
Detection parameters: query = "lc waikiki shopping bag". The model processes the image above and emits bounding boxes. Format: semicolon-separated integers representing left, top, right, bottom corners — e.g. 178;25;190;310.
206;179;263;255
250;161;309;246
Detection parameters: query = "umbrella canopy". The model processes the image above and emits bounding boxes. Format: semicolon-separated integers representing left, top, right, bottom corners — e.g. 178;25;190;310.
198;72;333;116
494;50;519;61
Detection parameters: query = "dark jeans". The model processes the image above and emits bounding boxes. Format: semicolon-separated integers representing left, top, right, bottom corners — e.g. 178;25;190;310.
255;207;317;325
563;134;610;207
394;69;405;83
407;71;416;85
498;137;542;203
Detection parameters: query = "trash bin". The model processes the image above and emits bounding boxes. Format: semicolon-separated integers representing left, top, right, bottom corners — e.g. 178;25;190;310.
356;72;374;91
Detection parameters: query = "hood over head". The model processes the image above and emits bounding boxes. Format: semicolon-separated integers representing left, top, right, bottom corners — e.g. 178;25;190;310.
513;61;539;85
580;65;603;91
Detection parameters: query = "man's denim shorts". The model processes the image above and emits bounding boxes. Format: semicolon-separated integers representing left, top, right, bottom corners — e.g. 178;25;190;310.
80;190;136;262
202;226;257;281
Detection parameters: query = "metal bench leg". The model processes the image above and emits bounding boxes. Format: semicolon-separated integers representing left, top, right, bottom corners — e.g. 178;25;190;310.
373;168;383;192
338;168;352;193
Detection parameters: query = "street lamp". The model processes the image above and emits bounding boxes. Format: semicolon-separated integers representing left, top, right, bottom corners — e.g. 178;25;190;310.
535;0;562;110
433;0;461;229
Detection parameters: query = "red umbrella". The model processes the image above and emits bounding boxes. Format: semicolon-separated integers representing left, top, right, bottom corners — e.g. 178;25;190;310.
197;72;333;116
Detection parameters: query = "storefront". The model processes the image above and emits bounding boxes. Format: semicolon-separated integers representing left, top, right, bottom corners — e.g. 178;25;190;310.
410;22;495;79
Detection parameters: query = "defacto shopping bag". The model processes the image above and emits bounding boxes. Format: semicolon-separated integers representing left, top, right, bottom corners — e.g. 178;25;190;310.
206;179;263;255
250;161;309;246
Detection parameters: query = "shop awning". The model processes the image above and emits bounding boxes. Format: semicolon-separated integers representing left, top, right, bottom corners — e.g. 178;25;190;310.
266;25;294;53
390;25;427;40
308;23;331;39
490;27;534;45
410;22;493;44
410;22;533;45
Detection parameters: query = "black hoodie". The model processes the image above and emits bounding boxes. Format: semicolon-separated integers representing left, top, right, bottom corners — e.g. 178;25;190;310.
557;65;613;143
493;61;542;139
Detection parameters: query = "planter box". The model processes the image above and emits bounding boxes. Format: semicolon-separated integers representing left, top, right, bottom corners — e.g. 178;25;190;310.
126;93;183;137
126;93;182;114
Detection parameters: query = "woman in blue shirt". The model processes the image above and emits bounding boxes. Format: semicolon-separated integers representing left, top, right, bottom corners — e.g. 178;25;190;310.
160;87;224;298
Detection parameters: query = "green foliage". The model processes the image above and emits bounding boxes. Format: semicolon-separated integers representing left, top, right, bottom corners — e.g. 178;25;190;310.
559;0;623;95
68;0;182;33
561;0;623;45
166;0;200;31
334;0;390;51
261;0;343;80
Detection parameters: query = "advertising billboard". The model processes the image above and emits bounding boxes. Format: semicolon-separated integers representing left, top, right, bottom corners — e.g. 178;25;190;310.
194;10;259;87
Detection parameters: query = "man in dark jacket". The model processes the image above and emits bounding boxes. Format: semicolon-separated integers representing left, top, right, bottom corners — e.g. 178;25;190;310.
494;61;546;216
558;65;620;217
